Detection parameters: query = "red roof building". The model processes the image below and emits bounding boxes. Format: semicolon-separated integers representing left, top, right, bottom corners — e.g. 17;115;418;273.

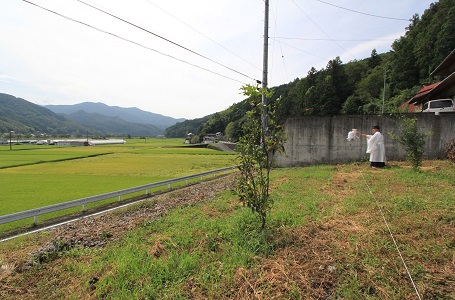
401;82;441;111
404;48;455;109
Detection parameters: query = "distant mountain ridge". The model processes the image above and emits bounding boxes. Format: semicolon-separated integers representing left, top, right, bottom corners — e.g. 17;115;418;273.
45;102;185;130
65;110;163;136
0;93;89;135
0;93;184;136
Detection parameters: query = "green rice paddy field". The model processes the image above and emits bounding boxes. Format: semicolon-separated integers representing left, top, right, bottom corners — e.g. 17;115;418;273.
0;139;236;232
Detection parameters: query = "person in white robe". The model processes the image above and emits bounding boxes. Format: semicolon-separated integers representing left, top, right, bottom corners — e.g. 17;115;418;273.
359;125;386;168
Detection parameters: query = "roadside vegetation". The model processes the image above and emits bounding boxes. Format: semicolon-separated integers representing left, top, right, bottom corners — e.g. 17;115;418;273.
1;160;453;299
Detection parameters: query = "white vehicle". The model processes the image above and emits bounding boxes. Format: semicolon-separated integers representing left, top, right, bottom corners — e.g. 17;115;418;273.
421;99;455;114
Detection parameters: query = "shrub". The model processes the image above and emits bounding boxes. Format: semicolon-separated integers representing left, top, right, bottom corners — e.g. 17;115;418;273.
235;85;285;229
389;116;432;171
445;139;455;163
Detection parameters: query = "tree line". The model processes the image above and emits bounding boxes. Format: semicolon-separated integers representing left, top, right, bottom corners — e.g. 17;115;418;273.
165;0;455;142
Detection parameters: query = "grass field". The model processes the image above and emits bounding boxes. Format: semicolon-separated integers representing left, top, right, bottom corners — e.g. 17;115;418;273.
0;139;236;231
0;160;453;299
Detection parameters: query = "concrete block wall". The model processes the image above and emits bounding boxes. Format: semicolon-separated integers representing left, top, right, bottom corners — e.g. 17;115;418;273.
274;113;455;167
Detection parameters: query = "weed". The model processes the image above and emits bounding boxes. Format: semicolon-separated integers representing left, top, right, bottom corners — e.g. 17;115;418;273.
445;139;455;163
1;161;454;299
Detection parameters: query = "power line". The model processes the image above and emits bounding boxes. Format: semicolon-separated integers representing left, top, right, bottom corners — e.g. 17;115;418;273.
289;0;355;60
315;0;409;21
269;37;327;60
75;0;260;82
143;0;262;73
20;0;248;84
271;0;288;83
272;37;395;42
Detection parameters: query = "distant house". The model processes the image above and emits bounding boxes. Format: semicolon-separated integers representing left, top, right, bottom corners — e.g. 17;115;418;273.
404;48;455;110
185;133;194;144
203;134;217;144
401;82;441;111
203;132;224;144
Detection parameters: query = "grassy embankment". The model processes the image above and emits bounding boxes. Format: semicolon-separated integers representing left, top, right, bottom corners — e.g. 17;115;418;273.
0;138;236;232
0;159;453;299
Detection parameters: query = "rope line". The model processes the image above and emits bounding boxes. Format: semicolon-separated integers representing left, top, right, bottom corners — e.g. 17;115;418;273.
354;163;423;300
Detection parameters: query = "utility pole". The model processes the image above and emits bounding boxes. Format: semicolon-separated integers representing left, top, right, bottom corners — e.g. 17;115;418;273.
9;131;14;150
382;67;386;114
261;0;269;134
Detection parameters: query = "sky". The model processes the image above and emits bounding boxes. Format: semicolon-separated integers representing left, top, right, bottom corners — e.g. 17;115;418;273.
0;0;436;119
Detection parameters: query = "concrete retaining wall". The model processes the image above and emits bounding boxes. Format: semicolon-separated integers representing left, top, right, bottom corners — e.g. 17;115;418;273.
275;113;455;167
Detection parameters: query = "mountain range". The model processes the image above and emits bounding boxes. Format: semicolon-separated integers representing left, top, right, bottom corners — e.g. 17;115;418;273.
45;102;184;130
0;93;185;136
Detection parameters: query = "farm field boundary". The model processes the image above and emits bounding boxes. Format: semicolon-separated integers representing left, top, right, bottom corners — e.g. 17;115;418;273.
0;138;237;232
0;166;237;241
0;152;113;169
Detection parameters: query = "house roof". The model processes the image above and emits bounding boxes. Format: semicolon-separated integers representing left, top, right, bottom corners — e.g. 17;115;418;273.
431;71;455;96
431;48;455;76
407;73;455;105
405;82;441;106
405;49;455;106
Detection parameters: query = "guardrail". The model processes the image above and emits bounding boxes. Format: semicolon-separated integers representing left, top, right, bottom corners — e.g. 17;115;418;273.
0;166;237;226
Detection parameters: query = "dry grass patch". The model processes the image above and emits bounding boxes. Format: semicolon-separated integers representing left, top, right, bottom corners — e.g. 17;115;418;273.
0;162;453;299
234;223;339;299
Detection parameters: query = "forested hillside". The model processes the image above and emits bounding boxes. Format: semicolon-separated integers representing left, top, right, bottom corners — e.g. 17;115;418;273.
45;102;185;130
0;93;89;135
164;114;213;139
64;110;163;137
166;0;455;141
1;94;166;137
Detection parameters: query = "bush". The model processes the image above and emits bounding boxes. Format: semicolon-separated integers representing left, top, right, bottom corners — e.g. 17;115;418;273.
445;139;455;163
190;135;200;144
389;116;431;171
235;85;285;229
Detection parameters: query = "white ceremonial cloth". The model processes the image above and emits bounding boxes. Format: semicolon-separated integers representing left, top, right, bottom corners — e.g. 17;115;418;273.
366;132;386;162
347;129;359;141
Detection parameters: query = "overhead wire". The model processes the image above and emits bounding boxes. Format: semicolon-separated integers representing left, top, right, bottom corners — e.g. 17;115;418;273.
74;0;260;83
315;0;409;21
286;0;410;63
20;0;248;84
142;0;262;73
19;0;256;84
289;0;355;60
271;0;289;83
271;37;395;42
268;1;277;86
269;37;327;60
